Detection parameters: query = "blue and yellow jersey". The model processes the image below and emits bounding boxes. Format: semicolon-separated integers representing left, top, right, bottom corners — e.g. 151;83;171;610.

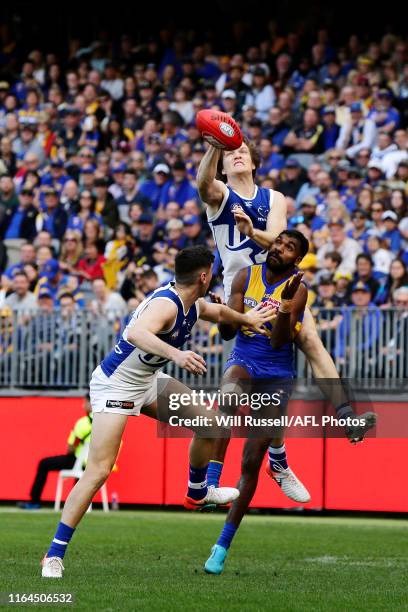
232;262;304;378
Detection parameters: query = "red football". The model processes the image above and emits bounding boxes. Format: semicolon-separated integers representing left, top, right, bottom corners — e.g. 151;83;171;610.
196;109;243;151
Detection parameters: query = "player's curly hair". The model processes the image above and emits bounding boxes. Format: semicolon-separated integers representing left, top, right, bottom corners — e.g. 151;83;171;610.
216;136;260;183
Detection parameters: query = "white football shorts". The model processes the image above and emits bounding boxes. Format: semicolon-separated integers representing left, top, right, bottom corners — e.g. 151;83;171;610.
90;365;172;416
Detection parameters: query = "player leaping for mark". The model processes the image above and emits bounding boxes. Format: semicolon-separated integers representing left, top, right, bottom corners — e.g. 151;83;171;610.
41;245;276;579
204;232;309;575
196;140;376;494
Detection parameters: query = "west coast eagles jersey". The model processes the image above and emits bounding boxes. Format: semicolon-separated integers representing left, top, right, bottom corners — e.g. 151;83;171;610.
234;263;303;378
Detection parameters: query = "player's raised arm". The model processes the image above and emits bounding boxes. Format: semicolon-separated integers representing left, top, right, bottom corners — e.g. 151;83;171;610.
126;300;207;374
233;190;287;250
196;145;228;210
199;269;275;337
269;272;307;349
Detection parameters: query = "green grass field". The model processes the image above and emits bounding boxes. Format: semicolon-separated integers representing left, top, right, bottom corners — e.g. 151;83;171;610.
0;509;407;611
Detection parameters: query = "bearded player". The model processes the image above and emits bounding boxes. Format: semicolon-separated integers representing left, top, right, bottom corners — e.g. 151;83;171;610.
204;231;308;574
196;139;376;499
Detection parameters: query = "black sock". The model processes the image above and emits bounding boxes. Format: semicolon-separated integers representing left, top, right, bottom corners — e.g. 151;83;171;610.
335;402;355;419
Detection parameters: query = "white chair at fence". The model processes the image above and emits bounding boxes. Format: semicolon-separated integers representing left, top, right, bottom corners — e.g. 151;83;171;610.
54;442;109;512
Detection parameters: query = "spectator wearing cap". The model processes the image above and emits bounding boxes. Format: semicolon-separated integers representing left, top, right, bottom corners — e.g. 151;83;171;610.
244;66;275;121
312;276;343;348
333;270;352;304
338;168;364;213
0;187;38;241
108;162;126;200
317;219;362;274
137;163;171;211
277;158;305;199
257;138;285;179
183;214;207;247
321;106;340;151
365;159;384;187
79;164;96;191
57;107;82;156
12;121;45;163
284;108;325;155
336;280;381;369
133;213;159;265
41;159;70;193
381;210;402;253
221;90;239;120
290;195;326;231
37;257;68;302
367;89;400;134
336;102;377;159
347;209;370;247
37;186;68;240
351;254;380;301
161;160;197;208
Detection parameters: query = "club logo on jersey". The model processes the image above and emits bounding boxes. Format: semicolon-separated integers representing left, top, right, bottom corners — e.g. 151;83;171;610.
257;205;269;219
171;330;180;338
231;203;243;213
219;122;235;138
244;296;258;308
106;400;135;409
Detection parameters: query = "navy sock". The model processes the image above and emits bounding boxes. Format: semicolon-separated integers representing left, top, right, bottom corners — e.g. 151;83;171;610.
207;460;223;488
335;402;354;419
187;464;208;500
268;444;288;472
216;522;237;549
47;521;75;559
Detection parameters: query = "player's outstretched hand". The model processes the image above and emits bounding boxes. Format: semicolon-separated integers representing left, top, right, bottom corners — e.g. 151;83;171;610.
209;291;225;305
232;206;254;238
281;272;304;300
244;303;277;335
174;350;207;375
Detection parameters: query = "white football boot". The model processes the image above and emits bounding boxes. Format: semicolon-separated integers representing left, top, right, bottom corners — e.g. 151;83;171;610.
267;463;311;503
41;556;64;578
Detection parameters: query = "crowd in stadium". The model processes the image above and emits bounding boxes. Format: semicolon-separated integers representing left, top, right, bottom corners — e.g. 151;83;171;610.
0;25;408;327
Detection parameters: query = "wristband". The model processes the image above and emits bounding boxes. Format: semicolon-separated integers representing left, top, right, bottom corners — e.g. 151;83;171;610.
279;299;293;313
